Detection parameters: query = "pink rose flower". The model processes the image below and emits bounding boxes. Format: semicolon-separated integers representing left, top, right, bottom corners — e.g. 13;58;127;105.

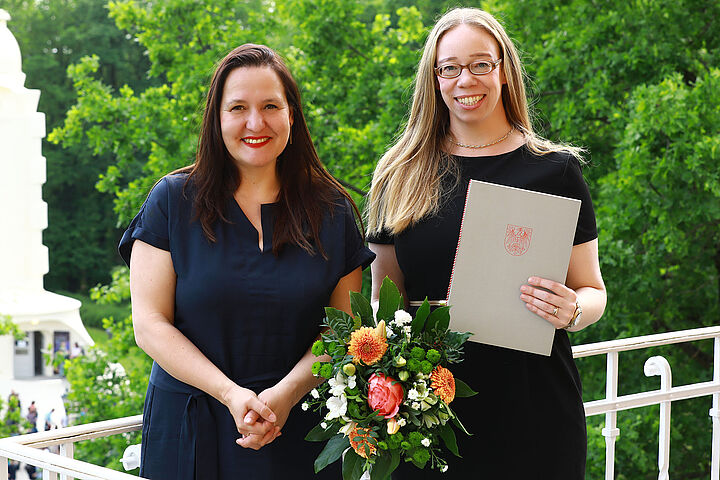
367;373;404;419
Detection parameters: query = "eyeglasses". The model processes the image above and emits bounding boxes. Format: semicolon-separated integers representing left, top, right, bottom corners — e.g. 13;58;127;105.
434;58;503;79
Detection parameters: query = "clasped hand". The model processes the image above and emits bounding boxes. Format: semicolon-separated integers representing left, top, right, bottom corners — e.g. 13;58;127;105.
520;276;578;329
225;384;292;450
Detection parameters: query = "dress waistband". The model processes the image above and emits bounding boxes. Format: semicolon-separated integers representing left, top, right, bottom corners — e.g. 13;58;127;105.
408;299;447;307
149;362;217;480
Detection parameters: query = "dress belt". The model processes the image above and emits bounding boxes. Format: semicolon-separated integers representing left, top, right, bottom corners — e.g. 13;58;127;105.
149;363;218;480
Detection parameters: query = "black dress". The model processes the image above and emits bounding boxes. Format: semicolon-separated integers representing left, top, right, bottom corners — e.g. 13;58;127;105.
368;145;597;479
119;174;375;480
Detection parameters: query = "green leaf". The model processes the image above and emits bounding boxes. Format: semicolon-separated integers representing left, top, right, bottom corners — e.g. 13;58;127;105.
350;291;375;327
454;378;478;398
371;450;400;480
326;306;349;322
314;434;350;473
377;277;402;323
342;448;366;480
411;298;430;334
448;405;472;436
424;306;450;333
437;423;460;457
305;422;340;442
325;307;356;339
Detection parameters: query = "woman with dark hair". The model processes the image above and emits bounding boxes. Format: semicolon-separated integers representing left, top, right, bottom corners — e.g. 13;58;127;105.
119;44;374;479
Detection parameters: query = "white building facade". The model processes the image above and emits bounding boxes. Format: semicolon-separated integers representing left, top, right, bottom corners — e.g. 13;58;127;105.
0;9;93;379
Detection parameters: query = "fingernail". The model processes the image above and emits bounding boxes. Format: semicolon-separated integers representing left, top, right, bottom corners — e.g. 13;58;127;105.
269;414;276;422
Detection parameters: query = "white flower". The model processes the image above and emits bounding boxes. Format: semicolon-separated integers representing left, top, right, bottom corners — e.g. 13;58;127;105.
311;388;320;399
421;438;431;447
441;465;449;473
328;372;348;397
386;326;395;337
325;395;347;420
339;421;357;436
394;310;412;325
321;422;328;429
397;417;407;427
301;402;309;411
347;375;356;389
408;388;419;400
412;402;421;410
404;325;412;340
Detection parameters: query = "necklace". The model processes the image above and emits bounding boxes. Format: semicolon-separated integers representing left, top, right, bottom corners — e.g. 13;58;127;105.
449;126;515;149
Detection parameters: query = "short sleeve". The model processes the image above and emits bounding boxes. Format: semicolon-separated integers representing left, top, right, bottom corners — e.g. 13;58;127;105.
118;177;172;266
341;200;375;275
563;158;598;245
366;227;395;245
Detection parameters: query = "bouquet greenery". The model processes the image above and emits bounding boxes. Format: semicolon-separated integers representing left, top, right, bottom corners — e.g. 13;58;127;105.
303;278;476;479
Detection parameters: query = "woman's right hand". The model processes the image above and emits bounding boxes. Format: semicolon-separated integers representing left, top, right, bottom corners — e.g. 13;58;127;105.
221;383;277;446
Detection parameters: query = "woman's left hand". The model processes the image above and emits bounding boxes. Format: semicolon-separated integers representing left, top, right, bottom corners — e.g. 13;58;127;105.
520;276;577;329
235;384;294;450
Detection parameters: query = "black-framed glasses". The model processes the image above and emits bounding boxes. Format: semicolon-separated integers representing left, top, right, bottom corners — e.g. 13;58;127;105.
434;58;503;79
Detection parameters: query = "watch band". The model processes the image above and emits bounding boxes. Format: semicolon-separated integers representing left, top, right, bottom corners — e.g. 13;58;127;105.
564;302;582;330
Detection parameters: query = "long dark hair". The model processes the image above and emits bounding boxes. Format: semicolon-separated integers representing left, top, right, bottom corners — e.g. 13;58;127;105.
181;43;358;256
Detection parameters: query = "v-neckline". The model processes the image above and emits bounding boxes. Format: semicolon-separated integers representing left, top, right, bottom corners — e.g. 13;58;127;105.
231;199;277;254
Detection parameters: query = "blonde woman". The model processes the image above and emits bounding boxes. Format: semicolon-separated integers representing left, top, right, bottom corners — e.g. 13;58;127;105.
367;8;606;478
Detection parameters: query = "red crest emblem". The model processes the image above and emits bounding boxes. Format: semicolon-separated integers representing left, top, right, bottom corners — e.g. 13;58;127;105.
504;224;532;256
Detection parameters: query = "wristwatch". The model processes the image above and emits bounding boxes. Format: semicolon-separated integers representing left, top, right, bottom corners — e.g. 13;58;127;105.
564;302;582;330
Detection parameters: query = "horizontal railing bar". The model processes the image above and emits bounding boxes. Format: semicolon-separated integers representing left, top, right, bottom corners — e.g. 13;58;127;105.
584;380;720;416
25;424;142;449
4;415;143;447
0;441;138;480
573;326;720;358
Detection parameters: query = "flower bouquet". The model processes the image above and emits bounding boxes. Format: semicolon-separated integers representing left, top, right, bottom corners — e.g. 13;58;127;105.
303;277;476;479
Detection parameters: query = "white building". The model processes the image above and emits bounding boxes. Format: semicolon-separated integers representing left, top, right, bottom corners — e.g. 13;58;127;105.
0;9;93;379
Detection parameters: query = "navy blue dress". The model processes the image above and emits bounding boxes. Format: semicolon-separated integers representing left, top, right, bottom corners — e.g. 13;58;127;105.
369;146;597;479
119;174;375;480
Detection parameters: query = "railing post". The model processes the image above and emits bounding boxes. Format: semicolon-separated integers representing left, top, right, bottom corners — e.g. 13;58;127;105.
59;442;75;480
602;351;620;480
43;468;58;480
1;457;8;480
644;356;672;480
711;336;720;480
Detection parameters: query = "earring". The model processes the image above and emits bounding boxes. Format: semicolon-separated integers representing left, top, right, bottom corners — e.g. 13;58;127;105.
289;131;293;145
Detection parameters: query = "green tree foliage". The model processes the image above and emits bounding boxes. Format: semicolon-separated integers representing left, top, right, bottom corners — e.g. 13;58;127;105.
49;0;271;227
499;0;720;181
63;315;151;470
0;394;33;438
0;315;24;340
3;0;154;291
43;0;720;477
279;0;427;198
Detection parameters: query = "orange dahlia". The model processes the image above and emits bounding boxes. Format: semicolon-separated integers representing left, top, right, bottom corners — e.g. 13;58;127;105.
349;425;377;458
430;365;456;404
348;326;387;365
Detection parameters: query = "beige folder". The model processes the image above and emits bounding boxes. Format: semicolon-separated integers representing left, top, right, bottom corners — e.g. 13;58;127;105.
447;180;581;356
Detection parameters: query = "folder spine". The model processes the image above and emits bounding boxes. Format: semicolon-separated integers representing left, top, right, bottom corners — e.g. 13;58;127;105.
446;182;473;302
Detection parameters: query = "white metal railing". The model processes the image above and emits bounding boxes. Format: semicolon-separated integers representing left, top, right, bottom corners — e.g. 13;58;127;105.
573;325;720;480
2;327;719;480
0;415;142;480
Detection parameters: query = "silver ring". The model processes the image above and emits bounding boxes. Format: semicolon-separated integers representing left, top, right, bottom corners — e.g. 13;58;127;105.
552;306;559;316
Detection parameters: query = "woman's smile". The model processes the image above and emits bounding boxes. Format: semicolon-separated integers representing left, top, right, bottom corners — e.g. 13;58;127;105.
455;94;485;108
242;136;271;148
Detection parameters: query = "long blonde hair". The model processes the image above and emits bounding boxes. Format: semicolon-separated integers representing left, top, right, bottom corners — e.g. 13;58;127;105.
367;7;584;235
